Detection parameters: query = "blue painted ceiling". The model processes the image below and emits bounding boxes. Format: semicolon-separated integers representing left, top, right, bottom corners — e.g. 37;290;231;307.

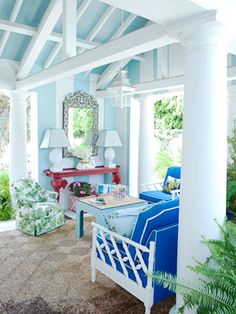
0;0;148;76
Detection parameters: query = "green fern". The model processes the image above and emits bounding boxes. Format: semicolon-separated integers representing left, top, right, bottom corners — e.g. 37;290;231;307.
152;221;236;314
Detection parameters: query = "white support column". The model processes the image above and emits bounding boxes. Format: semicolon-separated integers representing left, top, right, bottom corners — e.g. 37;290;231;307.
138;96;155;192
177;23;228;310
129;97;140;197
9;91;28;183
63;0;77;59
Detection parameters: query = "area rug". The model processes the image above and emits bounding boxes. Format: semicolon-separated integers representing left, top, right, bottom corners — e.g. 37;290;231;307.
0;217;175;314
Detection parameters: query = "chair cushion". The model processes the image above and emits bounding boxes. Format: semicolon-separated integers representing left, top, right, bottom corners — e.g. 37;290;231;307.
162;176;180;194
139;190;173;203
163;166;181;185
130;199;179;257
102;205;148;238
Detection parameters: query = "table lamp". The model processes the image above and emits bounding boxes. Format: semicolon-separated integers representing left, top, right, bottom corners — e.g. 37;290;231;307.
40;128;70;172
96;130;122;168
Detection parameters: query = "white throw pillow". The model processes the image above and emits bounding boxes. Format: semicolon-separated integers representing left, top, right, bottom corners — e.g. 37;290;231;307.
102;205;148;238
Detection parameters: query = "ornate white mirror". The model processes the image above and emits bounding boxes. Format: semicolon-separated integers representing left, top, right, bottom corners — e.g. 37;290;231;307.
63;91;99;158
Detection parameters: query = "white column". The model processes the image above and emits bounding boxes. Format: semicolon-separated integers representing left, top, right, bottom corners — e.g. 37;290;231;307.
9;91;28;183
138;96;155;192
129;97;140;197
177;23;228;310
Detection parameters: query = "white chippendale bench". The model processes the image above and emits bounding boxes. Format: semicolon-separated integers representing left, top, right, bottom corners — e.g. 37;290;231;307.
91;199;179;314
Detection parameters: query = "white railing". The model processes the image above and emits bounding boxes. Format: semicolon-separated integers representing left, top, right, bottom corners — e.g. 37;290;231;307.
91;222;155;314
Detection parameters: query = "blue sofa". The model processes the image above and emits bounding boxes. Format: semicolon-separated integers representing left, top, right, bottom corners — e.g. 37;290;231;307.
91;199;179;314
139;166;181;203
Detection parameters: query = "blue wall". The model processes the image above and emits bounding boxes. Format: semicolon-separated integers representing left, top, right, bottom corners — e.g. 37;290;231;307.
33;82;57;190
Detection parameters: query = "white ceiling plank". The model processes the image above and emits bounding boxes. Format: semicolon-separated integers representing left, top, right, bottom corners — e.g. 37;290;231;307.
77;0;93;21
0;0;23;56
79;6;116;54
0;19;99;49
16;23;177;90
63;0;77;59
84;13;136;78
17;0;63;79
44;0;92;69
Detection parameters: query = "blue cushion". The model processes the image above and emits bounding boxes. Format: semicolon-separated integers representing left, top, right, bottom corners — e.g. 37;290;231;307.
130;199;179;258
139;190;173;203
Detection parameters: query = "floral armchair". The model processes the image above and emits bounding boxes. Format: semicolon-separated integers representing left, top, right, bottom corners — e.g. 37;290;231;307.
11;178;65;236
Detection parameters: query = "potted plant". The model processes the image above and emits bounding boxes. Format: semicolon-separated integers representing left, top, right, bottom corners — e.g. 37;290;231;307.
69;181;94;197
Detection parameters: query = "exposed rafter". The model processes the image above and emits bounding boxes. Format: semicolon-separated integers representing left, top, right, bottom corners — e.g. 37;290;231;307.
17;0;63;79
0;19;98;49
44;0;92;69
96;20;153;89
96;57;132;90
63;0;77;59
0;0;23;57
78;6;116;54
16;23;177;90
84;13;136;78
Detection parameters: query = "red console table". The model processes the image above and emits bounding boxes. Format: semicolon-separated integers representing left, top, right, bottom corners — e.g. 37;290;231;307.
44;166;121;197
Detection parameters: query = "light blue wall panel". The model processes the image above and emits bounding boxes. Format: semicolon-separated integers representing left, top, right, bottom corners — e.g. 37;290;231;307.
74;74;90;92
33;82;57;190
126;60;140;84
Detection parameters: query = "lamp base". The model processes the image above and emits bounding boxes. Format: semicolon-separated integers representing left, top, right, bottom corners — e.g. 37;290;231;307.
49;148;63;172
104;147;116;168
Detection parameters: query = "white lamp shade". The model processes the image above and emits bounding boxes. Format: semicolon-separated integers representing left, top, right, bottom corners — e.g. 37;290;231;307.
96;130;122;147
40;128;70;148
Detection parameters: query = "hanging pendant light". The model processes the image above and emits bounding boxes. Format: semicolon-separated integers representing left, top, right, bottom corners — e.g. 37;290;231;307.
107;68;136;108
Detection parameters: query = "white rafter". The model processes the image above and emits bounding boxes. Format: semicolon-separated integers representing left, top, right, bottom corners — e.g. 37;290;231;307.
0;0;23;57
96;20;153;89
0;19;98;49
44;0;92;69
78;6;116;54
17;0;63;79
84;13;136;78
16;23;177;90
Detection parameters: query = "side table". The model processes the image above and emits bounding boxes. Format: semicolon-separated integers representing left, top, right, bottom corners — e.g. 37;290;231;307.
76;195;148;238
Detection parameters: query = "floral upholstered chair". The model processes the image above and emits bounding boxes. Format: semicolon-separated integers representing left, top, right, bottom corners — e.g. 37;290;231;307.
11;178;65;236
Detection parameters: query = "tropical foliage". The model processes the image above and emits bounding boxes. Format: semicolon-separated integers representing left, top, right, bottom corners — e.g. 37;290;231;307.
0;169;14;220
154;95;183;178
152;220;236;314
73;107;93;138
227;127;236;215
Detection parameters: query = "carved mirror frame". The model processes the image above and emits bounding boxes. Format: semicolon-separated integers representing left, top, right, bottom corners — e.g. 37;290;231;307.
63;90;99;157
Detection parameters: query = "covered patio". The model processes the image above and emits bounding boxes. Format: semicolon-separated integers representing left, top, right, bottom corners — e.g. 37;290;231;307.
0;0;236;313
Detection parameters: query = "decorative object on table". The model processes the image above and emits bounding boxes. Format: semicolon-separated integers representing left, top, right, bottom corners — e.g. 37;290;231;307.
11;178;65;236
96;129;122;168
63;90;99;158
69;181;95;197
68;146;96;170
90;197;106;205
96;183;112;195
40;128;70;172
112;184;128;200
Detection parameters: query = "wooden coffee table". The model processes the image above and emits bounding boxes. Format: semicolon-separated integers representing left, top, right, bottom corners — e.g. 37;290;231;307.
76;195;147;238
